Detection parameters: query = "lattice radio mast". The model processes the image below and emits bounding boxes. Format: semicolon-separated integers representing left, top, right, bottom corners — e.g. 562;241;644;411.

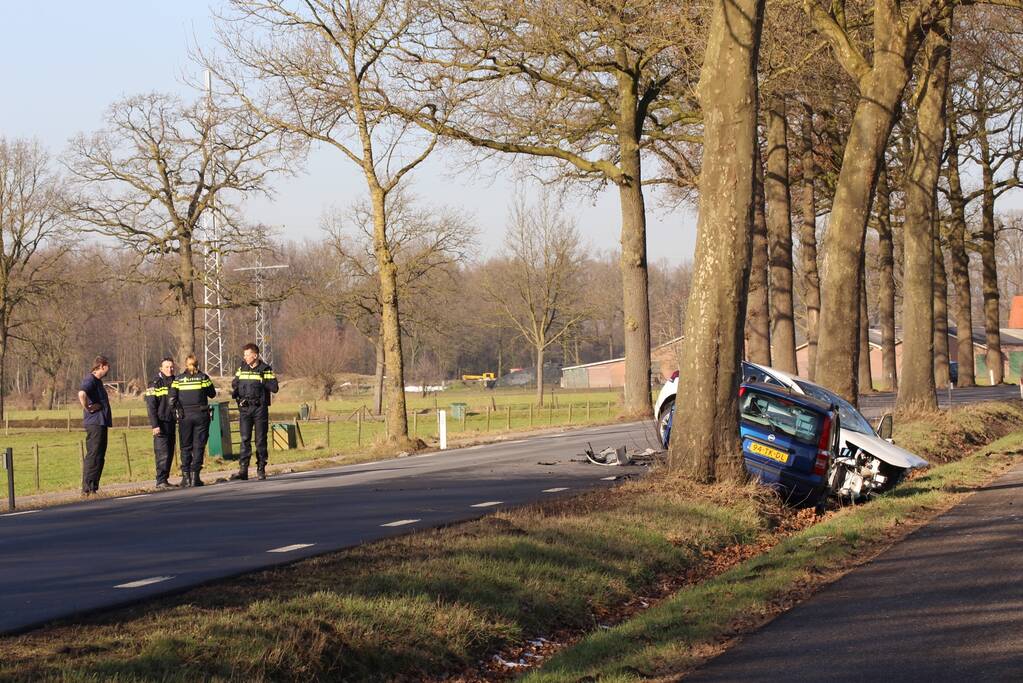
201;70;226;377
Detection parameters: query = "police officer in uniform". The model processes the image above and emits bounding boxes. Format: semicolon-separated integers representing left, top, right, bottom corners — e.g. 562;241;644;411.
231;343;279;481
168;354;216;487
145;357;177;489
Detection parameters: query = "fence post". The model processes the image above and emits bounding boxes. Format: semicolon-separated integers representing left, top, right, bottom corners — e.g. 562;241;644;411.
357;410;363;446
607;400;611;416
79;441;85;465
548;404;553;425
529;404;533;427
34;444;40;491
127;409;132;429
569;404;573;423
412;411;418;437
587;401;591;420
486;406;491;432
122;432;133;478
3;448;13;511
67;410;71;433
461;409;467;431
506;405;511;430
326;416;331;448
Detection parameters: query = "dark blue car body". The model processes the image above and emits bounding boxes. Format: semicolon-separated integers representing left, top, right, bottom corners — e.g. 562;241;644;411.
739;382;838;507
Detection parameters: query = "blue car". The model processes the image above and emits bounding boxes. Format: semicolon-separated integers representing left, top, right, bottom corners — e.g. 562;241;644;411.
739;382;839;508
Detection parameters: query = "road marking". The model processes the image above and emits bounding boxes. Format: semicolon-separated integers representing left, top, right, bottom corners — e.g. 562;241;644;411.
381;519;420;527
601;476;618;481
471;501;504;508
117;494;148;500
267;543;315;553
542;487;569;493
115;576;173;589
2;510;39;517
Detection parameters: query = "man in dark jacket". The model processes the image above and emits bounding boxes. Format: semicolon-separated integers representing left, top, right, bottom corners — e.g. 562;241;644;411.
77;356;112;496
145;357;177;489
231;343;279;481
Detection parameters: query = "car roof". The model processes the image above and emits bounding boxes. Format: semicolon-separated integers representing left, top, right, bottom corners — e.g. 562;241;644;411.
741;381;834;414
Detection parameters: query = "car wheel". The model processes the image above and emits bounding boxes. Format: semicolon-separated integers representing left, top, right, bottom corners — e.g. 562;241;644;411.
658;398;675;448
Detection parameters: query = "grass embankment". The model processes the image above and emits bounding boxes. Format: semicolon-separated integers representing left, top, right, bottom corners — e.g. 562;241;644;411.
1;403;1020;682
0;388;624;499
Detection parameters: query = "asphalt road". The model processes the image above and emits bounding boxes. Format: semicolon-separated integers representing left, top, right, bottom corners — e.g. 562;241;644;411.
858;383;1021;418
687;461;1023;682
0;420;660;635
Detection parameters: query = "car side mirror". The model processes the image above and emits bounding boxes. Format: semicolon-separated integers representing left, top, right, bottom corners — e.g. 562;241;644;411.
875;413;893;441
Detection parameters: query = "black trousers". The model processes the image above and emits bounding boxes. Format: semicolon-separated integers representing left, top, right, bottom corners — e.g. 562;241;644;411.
179;410;210;474
238;405;269;469
153;419;176;484
83;425;107;493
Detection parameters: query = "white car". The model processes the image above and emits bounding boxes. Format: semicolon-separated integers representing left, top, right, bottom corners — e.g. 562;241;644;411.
655;361;929;499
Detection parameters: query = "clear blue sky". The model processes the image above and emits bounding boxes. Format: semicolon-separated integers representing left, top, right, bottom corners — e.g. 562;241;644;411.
0;1;696;262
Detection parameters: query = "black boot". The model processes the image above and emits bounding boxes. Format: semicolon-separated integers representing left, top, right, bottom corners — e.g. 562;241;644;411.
192;470;204;487
257;466;266;481
181;471;192;488
230;466;248;481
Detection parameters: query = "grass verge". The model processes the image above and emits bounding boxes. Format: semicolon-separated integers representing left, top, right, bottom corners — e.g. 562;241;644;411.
1;404;1019;682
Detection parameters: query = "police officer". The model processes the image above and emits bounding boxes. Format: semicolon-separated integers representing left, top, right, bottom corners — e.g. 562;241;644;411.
168;353;216;487
231;343;279;481
78;356;112;496
145;357;177;489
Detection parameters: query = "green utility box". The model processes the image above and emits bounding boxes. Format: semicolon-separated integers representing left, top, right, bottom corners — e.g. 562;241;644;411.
450;403;468;420
208;401;234;459
272;422;298;450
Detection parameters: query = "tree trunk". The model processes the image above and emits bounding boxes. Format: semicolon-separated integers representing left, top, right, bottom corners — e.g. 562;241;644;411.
0;331;7;420
799;103;821;380
616;94;653;420
876;163;898;392
816;54;913;404
371;188;410;443
745;143;771;365
945;116;975;386
896;26;949;411
669;0;765;482
977;109;1003;384
535;345;545;407
765;99;797;374
859;254;873;392
934;227;951;388
372;338;384;415
177;235;197;363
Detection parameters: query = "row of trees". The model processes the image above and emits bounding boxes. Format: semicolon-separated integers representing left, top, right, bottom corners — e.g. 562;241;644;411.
671;0;1022;480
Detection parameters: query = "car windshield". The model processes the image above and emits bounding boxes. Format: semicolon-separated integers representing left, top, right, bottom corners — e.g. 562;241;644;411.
739;390;822;445
792;380;875;435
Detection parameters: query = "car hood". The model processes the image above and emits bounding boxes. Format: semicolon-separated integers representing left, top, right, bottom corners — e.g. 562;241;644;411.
840;429;929;469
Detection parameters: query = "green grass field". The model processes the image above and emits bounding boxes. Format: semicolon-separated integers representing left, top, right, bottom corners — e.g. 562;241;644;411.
0;388;626;500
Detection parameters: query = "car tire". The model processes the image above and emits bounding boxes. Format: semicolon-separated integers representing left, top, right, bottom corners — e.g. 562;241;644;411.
658;398;675;448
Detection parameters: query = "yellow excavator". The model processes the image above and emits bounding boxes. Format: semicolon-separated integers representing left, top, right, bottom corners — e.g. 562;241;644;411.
461;372;496;381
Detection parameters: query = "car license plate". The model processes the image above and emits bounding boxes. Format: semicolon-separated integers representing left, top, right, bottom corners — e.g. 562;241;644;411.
748;441;788;463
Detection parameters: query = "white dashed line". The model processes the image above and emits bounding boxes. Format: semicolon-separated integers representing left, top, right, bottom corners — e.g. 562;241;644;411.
380;519;420;527
117;494;148;500
1;510;39;517
471;501;504;508
542;487;569;493
267;543;315;553
115;576;173;589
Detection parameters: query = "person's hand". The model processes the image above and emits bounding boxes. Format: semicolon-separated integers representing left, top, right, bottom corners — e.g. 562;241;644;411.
152;427;161;436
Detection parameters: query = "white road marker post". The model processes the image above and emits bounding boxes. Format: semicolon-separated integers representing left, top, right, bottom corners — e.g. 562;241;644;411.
439;409;447;450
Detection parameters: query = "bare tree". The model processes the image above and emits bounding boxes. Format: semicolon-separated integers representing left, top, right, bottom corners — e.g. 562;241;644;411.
284;318;349;399
0;139;70;418
485;195;588;407
212;0;457;445
669;0;765;482
898;24;951;411
746;145;772;365
65;92;282;362
410;0;704;420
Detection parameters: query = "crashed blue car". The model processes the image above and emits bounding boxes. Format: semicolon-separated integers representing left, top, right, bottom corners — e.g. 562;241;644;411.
739;382;839;508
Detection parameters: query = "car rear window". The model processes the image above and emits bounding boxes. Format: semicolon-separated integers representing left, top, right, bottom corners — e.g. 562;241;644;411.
740;391;822;445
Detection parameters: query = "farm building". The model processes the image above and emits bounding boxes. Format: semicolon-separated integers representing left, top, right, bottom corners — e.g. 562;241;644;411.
560;336;684;389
